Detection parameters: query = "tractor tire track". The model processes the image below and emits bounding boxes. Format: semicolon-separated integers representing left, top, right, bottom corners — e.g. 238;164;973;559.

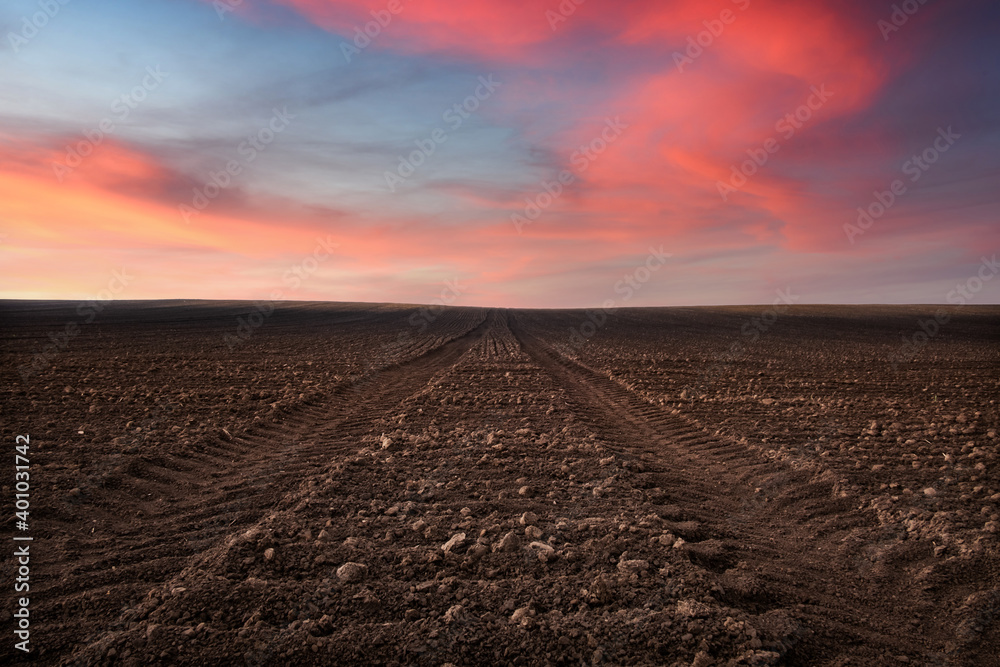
509;311;951;665
37;314;492;662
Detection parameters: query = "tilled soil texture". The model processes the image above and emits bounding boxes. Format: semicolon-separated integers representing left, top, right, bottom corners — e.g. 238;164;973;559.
1;302;998;666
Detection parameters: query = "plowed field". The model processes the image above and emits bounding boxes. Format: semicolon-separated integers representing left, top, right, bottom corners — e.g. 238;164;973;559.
2;301;998;666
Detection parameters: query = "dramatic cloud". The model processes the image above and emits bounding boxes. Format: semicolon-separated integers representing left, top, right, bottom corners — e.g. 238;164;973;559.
1;0;998;305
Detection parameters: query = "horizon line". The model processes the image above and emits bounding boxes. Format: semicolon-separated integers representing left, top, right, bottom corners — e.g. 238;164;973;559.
2;298;999;311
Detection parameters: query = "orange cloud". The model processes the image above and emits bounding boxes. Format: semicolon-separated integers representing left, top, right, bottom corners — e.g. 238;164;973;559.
271;0;556;61
501;1;891;253
0;134;587;302
0;136;330;255
207;0;899;256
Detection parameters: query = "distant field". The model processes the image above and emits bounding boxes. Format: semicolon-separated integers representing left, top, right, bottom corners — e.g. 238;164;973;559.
1;301;998;665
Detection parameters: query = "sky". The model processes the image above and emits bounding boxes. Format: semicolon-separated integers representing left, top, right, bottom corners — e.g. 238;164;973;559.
1;0;998;308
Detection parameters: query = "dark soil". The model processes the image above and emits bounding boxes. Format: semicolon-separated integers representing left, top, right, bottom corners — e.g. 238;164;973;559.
1;301;998;666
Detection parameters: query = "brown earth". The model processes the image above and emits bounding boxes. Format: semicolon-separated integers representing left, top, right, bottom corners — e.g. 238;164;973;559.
1;301;998;666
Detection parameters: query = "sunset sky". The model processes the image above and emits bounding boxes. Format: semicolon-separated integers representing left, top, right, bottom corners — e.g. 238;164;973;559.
1;0;998;307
